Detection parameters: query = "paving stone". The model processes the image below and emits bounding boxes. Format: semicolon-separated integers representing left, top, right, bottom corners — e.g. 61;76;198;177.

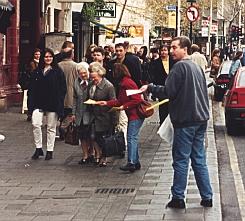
4;203;27;210
124;214;163;220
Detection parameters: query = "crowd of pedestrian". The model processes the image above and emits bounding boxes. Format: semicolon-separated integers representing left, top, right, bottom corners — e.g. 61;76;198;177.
18;36;234;210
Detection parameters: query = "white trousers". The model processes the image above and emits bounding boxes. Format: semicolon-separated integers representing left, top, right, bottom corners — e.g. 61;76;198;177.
116;110;128;147
32;109;58;151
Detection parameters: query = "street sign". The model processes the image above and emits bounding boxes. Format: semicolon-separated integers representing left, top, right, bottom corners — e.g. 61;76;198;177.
186;6;199;22
95;2;116;18
166;5;176;11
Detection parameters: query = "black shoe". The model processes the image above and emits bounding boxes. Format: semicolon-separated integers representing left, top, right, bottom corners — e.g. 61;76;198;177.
120;163;136;172
78;158;89;164
45;151;53;160
26;115;32;121
200;199;213;207
135;162;141;170
167;198;186;209
31;148;44;160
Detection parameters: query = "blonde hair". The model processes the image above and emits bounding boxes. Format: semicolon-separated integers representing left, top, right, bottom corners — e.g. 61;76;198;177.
88;62;106;77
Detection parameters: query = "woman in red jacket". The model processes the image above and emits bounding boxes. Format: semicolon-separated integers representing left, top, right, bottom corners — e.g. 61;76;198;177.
98;63;144;172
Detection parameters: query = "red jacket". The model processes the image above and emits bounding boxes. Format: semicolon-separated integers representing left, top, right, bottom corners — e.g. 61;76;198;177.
107;76;143;121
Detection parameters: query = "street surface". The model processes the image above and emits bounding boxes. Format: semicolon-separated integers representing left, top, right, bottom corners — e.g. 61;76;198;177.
0;99;221;221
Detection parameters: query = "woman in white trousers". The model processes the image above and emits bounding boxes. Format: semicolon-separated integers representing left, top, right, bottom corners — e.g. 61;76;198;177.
28;48;66;160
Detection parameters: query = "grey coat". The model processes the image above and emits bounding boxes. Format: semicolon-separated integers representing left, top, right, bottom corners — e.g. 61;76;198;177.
72;78;91;126
89;78;117;132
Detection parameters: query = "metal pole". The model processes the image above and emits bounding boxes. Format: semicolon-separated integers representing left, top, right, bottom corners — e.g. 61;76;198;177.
207;0;213;61
177;0;181;36
189;2;193;42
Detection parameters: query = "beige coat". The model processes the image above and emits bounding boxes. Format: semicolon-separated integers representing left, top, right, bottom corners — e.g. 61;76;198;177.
58;59;78;109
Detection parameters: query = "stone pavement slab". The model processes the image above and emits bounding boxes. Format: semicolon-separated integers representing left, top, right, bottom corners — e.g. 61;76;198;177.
0;101;221;221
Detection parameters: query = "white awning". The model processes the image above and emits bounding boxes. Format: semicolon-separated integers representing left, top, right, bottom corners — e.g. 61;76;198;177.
0;0;13;11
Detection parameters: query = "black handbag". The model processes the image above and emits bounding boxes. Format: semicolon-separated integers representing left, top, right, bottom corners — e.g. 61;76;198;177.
65;122;79;145
102;131;126;157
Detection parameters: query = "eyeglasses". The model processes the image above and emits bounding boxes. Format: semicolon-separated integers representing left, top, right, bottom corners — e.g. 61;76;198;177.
44;56;53;58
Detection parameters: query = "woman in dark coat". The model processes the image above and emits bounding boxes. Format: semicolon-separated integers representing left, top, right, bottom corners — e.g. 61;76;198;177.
88;62;117;166
28;48;67;160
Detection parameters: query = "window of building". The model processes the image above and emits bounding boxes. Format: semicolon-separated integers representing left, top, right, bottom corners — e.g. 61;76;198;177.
54;9;61;32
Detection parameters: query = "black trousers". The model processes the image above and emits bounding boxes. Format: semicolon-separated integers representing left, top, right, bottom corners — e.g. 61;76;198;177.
159;102;169;125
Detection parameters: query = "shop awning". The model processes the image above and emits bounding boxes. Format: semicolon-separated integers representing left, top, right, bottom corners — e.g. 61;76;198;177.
0;0;14;11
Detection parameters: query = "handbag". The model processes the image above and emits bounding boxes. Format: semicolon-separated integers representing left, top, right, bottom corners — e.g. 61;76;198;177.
102;131;126;157
65;122;79;145
137;100;154;118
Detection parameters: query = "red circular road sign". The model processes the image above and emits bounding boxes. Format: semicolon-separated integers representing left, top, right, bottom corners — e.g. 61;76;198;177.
186;6;199;22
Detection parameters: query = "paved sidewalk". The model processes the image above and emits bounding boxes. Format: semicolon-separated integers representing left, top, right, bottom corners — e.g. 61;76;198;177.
0;99;221;221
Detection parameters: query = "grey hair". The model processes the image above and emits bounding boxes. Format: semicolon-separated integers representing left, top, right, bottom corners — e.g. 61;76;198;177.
77;62;89;74
89;62;106;76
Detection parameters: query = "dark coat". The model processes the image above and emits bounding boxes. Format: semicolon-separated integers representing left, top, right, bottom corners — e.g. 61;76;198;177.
149;57;174;85
106;52;142;88
89;78;117;132
28;67;67;118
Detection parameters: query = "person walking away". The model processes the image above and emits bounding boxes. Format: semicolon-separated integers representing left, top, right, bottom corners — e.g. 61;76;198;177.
97;63;144;172
71;62;93;164
58;48;78;140
88;62;117;166
210;48;221;79
138;46;151;85
228;50;243;78
140;36;213;209
149;44;174;124
190;44;207;73
28;48;66;160
55;41;74;63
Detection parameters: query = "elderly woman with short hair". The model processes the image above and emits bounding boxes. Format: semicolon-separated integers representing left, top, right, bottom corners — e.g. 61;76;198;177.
88;62;117;166
71;62;92;164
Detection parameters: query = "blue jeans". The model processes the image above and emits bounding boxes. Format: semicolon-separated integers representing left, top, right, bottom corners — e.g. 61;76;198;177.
171;122;213;200
127;119;144;164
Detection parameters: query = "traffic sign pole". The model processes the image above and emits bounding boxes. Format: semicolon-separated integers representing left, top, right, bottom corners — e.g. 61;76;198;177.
190;2;193;42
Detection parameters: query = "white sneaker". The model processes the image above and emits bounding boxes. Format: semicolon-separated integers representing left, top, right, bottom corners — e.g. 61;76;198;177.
0;134;5;142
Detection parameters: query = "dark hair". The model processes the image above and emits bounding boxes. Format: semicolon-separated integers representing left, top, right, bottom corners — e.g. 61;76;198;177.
115;43;126;49
150;47;159;54
159;44;169;51
61;49;73;59
61;41;74;49
172;36;191;54
211;48;220;58
140;46;148;58
233;51;243;61
113;63;131;81
38;48;59;70
93;47;105;56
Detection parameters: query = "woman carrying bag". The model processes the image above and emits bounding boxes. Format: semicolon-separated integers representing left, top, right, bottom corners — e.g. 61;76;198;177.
97;63;144;172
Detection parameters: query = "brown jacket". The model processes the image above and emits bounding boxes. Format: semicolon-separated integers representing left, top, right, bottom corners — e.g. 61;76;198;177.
58;59;78;109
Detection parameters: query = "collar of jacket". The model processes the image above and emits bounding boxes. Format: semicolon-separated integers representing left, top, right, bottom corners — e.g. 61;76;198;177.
96;78;107;90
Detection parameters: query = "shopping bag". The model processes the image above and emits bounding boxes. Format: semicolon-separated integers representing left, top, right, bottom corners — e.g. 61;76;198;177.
102;131;126;157
65;122;79;145
157;115;174;145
